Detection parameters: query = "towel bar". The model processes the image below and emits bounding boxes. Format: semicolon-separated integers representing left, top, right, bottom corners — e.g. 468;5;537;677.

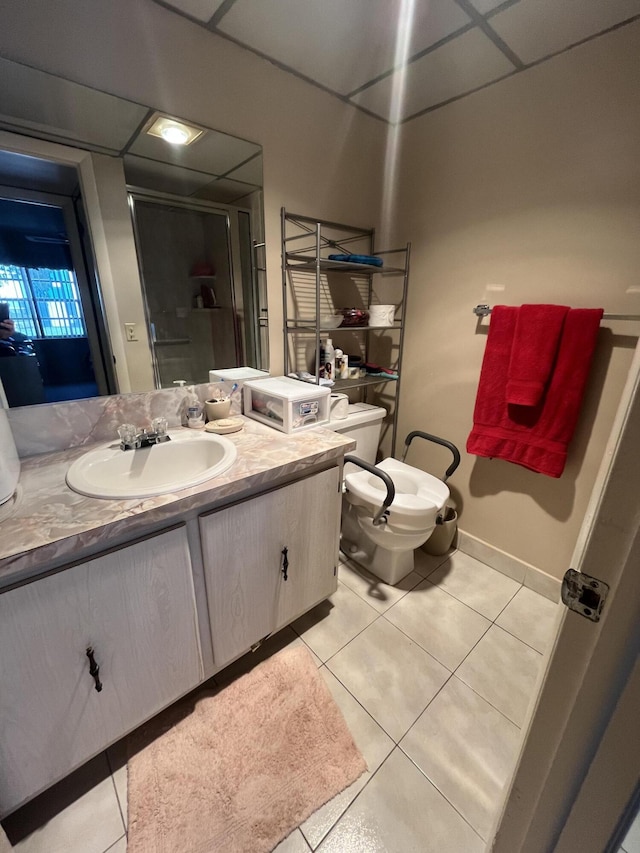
473;304;640;322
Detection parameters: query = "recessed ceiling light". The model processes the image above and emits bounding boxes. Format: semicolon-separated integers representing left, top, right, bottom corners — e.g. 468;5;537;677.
146;115;205;146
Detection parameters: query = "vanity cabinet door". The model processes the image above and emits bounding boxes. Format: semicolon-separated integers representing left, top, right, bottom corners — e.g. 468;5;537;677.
0;526;202;815
200;467;340;668
273;467;341;631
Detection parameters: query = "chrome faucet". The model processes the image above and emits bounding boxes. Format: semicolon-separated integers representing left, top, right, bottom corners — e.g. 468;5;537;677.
117;418;170;451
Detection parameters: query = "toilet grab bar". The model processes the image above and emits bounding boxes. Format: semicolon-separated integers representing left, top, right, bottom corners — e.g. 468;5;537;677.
401;431;461;483
344;455;396;526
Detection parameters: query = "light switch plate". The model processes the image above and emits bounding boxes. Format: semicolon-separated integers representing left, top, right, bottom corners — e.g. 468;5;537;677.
125;323;138;342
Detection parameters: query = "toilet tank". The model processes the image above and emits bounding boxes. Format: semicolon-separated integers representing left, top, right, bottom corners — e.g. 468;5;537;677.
327;403;386;470
0;379;20;505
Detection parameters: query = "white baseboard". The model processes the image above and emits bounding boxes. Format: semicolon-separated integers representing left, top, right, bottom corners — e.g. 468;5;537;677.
456;528;561;603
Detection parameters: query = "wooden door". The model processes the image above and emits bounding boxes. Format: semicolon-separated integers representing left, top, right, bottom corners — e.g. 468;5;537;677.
0;525;202;815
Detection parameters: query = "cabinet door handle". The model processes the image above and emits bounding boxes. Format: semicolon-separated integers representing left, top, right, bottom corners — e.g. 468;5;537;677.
86;646;103;692
281;547;289;582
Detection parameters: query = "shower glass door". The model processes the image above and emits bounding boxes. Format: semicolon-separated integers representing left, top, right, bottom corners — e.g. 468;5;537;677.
129;193;242;389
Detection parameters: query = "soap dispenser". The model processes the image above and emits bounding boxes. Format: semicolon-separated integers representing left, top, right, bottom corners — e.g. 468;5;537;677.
0;379;19;504
186;385;205;429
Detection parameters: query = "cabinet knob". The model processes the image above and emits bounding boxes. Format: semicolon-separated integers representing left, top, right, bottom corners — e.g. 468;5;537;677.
86;646;103;692
281;547;289;582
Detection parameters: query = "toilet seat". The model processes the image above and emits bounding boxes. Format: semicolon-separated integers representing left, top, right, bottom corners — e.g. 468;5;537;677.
345;457;449;518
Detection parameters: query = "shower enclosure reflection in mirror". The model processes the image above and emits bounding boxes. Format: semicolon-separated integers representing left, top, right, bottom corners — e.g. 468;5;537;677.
0;55;268;407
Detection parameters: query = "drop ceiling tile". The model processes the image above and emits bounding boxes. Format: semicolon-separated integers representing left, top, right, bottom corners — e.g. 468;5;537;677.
216;0;471;95
123;154;213;196
225;153;262;184
489;0;640;65
159;0;226;23
128;124;261;177
351;28;515;122
0;58;147;152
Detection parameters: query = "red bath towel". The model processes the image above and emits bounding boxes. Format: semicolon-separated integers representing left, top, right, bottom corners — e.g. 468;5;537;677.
506;304;569;406
466;305;603;477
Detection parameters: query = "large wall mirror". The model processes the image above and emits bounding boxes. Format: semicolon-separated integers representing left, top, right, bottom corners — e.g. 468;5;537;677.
0;56;268;408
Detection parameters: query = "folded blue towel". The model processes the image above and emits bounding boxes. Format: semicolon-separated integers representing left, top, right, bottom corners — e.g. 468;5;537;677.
365;369;398;380
328;254;383;267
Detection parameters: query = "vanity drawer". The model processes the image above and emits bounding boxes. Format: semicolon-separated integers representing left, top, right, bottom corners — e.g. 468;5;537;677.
0;525;203;816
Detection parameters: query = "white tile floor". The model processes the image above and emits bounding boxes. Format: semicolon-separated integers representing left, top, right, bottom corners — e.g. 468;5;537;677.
1;547;559;853
618;805;640;853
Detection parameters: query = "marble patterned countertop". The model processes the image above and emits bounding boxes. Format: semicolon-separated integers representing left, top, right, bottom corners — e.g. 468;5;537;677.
0;417;354;588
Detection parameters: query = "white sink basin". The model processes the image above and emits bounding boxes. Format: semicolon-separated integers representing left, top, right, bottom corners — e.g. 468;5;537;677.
66;432;237;499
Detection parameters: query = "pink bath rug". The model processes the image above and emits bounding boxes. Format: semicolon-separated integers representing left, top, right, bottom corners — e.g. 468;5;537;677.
126;645;366;852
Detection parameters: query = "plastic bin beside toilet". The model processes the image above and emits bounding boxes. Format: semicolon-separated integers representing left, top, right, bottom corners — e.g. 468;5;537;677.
422;504;458;555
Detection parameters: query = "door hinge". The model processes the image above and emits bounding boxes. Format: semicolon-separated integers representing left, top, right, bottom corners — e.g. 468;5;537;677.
561;569;609;622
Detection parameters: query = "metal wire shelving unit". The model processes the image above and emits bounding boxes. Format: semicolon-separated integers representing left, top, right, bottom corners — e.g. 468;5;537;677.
281;207;410;456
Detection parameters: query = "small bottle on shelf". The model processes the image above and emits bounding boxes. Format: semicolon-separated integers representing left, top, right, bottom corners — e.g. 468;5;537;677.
334;348;343;381
319;338;335;381
335;348;348;380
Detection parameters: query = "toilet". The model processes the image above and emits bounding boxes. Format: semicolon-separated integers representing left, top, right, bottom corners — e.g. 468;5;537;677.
328;402;387;477
327;403;450;585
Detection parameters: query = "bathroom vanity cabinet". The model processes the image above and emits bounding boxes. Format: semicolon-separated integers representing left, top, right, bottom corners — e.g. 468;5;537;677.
0;526;202;813
200;466;340;666
0;462;342;816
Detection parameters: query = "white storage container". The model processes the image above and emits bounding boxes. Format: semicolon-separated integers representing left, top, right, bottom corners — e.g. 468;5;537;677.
243;376;330;433
209;367;270;413
208;367;270;383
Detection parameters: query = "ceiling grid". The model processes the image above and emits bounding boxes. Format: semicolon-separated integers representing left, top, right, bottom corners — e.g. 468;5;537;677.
153;0;640;124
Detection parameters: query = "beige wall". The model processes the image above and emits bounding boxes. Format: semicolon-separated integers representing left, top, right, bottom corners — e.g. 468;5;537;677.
0;0;388;377
393;21;640;578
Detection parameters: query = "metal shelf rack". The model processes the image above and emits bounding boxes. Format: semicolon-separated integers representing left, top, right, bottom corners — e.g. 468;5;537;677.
281;207;410;457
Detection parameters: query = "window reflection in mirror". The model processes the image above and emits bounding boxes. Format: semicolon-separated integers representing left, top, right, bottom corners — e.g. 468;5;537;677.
0;56;267;406
0;181;116;406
